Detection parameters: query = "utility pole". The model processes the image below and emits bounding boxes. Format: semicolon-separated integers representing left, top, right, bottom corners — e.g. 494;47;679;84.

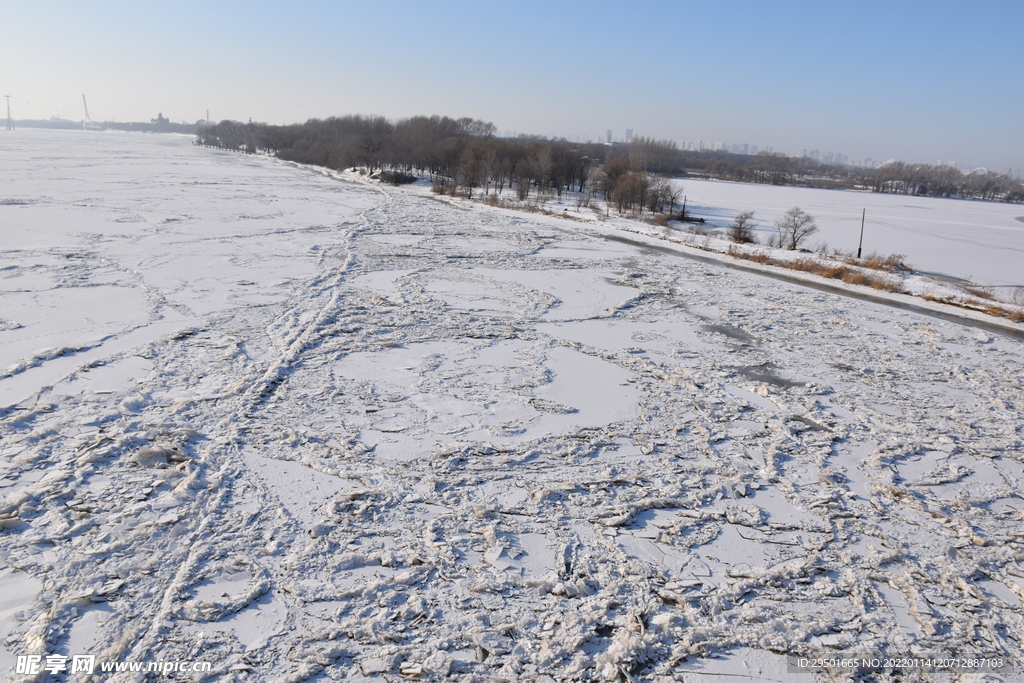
4;95;12;131
857;208;865;259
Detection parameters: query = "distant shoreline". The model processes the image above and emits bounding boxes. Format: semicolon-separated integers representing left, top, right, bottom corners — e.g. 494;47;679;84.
7;119;198;134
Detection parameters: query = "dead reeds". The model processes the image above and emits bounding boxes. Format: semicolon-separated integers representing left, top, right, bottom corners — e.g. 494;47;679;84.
727;248;907;293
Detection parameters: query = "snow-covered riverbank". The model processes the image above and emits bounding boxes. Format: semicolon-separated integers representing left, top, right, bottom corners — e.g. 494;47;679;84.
2;130;1023;682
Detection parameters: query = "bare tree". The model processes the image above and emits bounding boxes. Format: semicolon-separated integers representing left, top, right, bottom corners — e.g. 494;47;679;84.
628;136;680;173
515;160;533;201
357;116;393;172
481;144;499;195
612;171;651;214
665;183;682;217
646;177;670;214
751;151;793;185
528;144;554;196
458;142;485;199
773;207;817;250
729;210;757;243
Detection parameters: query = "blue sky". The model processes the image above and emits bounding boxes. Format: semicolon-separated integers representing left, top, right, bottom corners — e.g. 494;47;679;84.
3;0;1022;169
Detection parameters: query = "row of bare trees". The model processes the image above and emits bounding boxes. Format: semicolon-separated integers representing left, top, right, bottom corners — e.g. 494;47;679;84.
442;139;682;214
196;115;499;173
683;151;1023;202
727;208;818;250
867;161;1020;200
445;137;597;200
196;114;1024;205
196;116;691;215
606;168;681;215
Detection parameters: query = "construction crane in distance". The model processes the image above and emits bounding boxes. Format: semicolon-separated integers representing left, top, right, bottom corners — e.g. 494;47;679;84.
82;95;101;131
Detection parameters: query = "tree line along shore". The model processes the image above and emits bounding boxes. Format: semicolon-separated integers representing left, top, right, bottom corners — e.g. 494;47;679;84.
195;115;1024;209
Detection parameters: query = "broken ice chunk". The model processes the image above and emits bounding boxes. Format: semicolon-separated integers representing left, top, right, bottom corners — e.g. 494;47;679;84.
483;547;515;571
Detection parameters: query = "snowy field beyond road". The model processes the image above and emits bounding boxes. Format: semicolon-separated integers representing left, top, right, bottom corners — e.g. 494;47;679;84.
672;177;1024;291
2;130;1024;682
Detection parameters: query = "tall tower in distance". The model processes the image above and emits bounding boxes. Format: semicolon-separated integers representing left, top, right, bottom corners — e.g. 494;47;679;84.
606;129;612;144
5;95;12;131
626;128;633;142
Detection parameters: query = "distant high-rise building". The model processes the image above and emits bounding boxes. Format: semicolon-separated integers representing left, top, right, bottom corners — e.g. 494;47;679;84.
766;146;773;154
741;143;749;155
749;144;758;155
607;129;613;144
698;140;705;151
626;128;633;142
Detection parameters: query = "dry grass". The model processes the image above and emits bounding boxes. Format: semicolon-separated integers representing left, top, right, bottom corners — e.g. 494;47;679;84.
727;245;771;264
727;240;1019;322
918;293;1024;322
834;250;911;273
789;259;839;278
813;264;847;279
842;271;869;285
859;253;910;272
725;249;907;294
646;214;672;228
871;278;904;293
964;286;995;300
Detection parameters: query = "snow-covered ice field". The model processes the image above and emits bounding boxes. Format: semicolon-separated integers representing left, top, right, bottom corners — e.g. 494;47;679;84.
672;178;1024;293
2;130;1023;682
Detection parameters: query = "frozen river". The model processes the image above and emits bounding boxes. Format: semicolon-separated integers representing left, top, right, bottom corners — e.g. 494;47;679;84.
1;130;1023;682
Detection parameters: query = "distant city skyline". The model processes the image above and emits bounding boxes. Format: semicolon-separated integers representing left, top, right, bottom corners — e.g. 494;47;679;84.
2;0;1020;171
500;128;1022;174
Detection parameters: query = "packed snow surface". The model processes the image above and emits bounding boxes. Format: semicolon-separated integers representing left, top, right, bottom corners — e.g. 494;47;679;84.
1;130;1023;682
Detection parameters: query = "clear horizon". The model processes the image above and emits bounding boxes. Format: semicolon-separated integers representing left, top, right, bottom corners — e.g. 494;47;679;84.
3;0;1021;171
